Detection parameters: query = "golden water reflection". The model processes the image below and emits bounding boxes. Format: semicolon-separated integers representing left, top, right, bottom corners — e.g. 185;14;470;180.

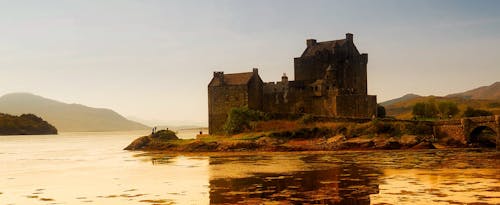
0;133;499;204
149;149;499;204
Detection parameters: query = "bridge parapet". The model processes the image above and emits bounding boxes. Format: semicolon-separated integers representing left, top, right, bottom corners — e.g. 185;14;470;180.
434;119;461;126
465;115;496;123
433;115;499;149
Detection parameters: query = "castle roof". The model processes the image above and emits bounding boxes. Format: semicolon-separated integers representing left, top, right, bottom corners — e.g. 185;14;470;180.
209;72;255;86
301;39;347;57
223;72;254;85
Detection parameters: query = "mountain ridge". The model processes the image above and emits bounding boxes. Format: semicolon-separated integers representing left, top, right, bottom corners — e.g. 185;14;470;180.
445;82;500;100
0;93;149;132
381;82;500;119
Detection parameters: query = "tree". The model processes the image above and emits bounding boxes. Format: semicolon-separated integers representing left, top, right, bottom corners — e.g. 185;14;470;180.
223;107;269;134
377;105;386;118
463;107;493;117
412;100;438;119
437;101;459;118
423;101;438;118
412;102;426;118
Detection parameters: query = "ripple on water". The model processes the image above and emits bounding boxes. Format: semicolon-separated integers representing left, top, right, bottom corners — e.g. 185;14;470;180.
138;199;173;204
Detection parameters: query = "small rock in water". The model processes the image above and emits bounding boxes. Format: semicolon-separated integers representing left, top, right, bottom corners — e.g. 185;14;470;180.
411;141;435;149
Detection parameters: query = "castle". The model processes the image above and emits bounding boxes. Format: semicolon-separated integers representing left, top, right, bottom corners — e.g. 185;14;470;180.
208;33;377;134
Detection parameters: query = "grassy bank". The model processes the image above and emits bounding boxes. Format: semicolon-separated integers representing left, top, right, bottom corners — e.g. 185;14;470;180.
124;119;451;152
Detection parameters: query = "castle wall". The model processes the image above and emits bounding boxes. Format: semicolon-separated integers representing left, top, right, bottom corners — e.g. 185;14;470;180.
262;81;312;114
247;76;263;111
335;95;377;118
294;57;328;82
208;85;248;134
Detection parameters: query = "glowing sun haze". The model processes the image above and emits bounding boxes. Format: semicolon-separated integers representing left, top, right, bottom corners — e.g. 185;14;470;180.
1;0;499;126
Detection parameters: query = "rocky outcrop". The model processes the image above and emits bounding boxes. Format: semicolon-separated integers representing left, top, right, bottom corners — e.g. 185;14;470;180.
124;130;179;150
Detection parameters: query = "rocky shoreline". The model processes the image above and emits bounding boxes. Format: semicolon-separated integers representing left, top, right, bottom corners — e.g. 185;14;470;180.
124;120;462;152
124;133;440;152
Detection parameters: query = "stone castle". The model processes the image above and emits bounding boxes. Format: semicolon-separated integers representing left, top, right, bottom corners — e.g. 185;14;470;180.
208;33;377;134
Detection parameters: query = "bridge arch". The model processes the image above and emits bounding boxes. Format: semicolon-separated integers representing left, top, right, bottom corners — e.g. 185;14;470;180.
468;125;497;148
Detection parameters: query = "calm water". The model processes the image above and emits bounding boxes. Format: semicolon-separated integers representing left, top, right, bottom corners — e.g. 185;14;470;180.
0;132;499;205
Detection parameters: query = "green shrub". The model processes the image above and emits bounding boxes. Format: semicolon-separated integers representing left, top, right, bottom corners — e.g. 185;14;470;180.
463;107;493;117
223;107;270;134
371;120;398;135
377;105;386;118
487;102;500;108
414;122;433;135
268;127;332;139
298;114;314;125
437;101;459;118
151;130;178;140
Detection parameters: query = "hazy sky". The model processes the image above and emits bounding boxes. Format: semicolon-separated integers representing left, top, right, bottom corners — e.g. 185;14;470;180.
1;0;499;125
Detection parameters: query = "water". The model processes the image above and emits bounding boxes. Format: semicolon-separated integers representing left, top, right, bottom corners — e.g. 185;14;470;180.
0;132;499;205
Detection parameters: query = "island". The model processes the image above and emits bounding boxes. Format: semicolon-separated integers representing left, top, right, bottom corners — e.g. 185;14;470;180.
125;34;499;152
124;106;487;152
0;113;58;135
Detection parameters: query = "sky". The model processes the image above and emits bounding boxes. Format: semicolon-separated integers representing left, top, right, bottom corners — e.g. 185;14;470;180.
1;0;499;126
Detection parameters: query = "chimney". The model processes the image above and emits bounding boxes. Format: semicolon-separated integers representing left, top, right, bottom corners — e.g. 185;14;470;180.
346;33;353;42
252;68;258;75
306;39;317;47
213;71;224;77
214;71;224;83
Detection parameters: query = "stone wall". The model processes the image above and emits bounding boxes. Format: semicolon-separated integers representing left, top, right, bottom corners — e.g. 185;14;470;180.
433;124;466;144
208;85;248;134
432;115;500;148
247;75;264;111
335;95;377;118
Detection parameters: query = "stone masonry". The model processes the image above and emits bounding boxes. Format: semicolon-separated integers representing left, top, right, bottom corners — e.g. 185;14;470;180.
208;33;377;134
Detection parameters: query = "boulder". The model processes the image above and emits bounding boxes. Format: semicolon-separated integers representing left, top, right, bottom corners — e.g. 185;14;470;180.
337;138;375;150
399;135;419;147
411;141;436;149
375;138;401;150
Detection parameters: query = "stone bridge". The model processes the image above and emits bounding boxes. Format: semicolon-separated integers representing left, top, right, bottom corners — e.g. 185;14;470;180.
433;115;500;149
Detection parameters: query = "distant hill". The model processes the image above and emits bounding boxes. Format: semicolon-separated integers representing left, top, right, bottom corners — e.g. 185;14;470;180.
0;113;57;135
446;82;500;100
379;93;421;107
0;93;149;132
382;82;500;119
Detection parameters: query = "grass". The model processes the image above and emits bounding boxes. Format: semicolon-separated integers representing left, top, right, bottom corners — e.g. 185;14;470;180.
127;118;442;151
